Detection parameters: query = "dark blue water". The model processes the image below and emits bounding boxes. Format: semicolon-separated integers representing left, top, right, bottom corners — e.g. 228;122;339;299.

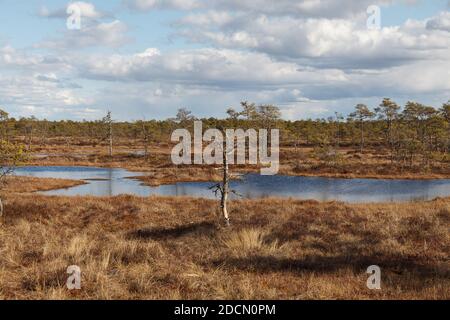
13;166;450;203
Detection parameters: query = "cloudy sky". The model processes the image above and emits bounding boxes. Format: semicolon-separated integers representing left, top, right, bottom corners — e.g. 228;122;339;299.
0;0;449;120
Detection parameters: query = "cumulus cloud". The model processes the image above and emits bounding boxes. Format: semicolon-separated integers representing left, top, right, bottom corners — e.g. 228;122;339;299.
76;48;347;88
35;73;59;83
5;34;449;119
207;0;394;18
123;0;200;11
35;73;83;89
0;46;40;67
0;46;72;74
39;1;107;19
175;11;450;69
37;1;127;49
426;11;450;32
72;44;450;101
37;20;130;49
1;1;449;120
0;74;95;119
124;0;395;18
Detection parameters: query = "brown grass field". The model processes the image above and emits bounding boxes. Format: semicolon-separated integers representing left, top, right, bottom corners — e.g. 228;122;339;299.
0;178;449;299
0;140;448;300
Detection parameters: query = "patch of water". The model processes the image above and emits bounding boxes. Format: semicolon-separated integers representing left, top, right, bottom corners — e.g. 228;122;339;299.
13;166;450;203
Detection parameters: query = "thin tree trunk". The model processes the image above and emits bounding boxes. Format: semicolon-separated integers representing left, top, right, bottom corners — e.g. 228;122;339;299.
109;121;113;157
336;122;341;148
142;122;149;159
360;121;364;153
28;127;33;151
221;140;230;226
0;197;3;218
144;139;148;159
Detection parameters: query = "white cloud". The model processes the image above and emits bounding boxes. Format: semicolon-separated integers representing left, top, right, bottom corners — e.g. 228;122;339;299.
175;11;450;69
124;0;395;18
0;74;95;119
39;1;106;19
37;20;130;49
123;0;200;11
72;44;450;105
1;2;449;120
4;38;447;120
37;2;127;49
208;0;393;18
0;46;40;67
426;11;450;32
0;46;73;75
77;47;348;87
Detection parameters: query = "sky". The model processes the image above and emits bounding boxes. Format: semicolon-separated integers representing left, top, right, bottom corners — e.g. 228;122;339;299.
0;0;449;121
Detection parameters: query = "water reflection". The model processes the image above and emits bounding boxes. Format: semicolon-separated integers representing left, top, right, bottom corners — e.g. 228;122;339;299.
13;166;450;203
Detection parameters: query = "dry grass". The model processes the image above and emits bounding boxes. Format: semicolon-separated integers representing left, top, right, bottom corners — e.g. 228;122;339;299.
0;194;448;300
133;166;223;186
1;176;85;193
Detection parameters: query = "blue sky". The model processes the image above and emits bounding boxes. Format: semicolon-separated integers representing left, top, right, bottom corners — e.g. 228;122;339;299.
382;0;449;25
0;0;449;120
0;1;196;51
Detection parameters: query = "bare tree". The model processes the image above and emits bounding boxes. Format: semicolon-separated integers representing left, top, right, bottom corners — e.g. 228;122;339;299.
209;126;243;227
210;137;233;227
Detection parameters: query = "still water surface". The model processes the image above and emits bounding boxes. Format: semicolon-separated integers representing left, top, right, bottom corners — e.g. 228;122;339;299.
13;166;450;203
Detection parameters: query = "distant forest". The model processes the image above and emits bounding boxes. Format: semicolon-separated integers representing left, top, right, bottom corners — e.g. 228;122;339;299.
1;98;449;167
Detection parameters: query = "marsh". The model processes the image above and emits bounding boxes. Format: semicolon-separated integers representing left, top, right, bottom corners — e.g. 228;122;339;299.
13;166;450;203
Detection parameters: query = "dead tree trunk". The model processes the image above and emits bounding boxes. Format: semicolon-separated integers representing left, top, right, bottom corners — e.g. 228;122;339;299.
220;140;230;226
210;133;234;227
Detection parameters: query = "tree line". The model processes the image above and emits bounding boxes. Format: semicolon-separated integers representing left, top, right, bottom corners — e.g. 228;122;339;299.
0;98;449;165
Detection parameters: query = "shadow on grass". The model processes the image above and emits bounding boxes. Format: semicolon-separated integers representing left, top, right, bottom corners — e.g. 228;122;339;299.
127;221;217;240
207;255;450;280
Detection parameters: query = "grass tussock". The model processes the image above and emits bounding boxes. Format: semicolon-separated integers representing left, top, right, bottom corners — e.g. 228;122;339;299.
223;228;284;257
0;194;448;300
